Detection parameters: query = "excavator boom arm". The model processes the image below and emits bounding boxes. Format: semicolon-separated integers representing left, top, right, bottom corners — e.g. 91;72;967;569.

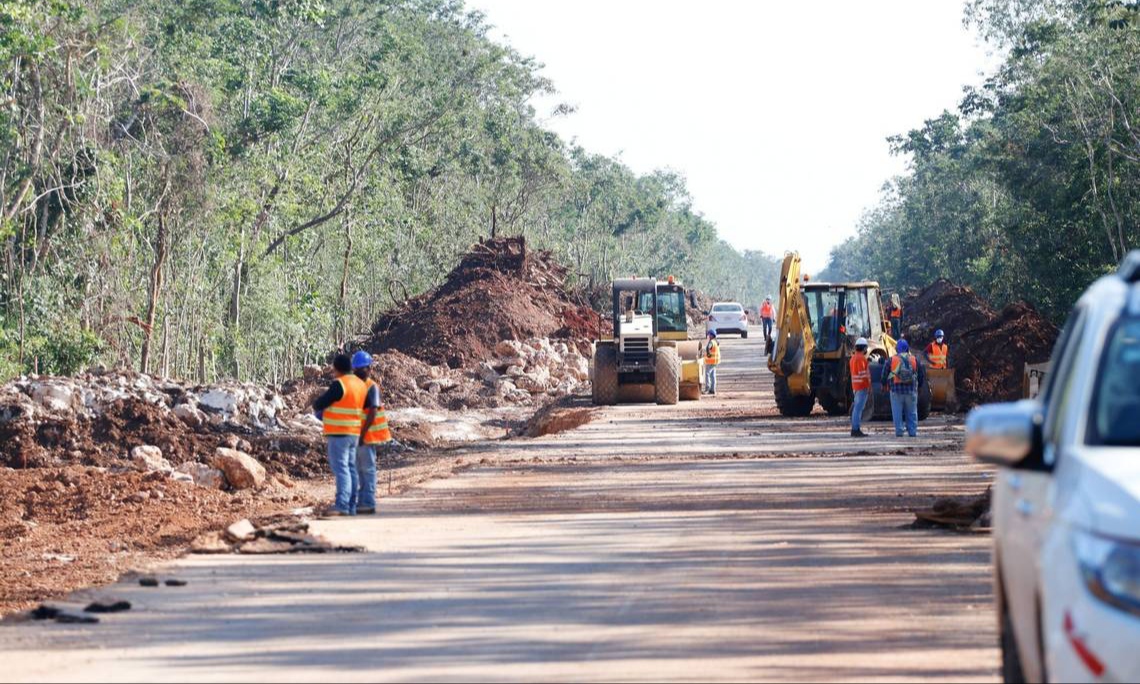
767;252;815;394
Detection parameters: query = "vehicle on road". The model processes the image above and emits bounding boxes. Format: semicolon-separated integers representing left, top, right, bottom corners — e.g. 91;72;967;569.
591;277;703;405
706;302;749;338
967;250;1140;684
768;251;932;419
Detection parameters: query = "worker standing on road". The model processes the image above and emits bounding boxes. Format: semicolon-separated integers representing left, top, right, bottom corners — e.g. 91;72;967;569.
849;338;871;438
760;295;775;343
312;353;370;517
703;330;721;395
924;329;949;369
882;339;924;438
350;351;392;516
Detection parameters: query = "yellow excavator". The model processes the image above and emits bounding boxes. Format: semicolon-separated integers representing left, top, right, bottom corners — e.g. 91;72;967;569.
768;252;932;419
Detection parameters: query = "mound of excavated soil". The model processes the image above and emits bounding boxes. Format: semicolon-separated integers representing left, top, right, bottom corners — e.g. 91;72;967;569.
903;280;1058;408
365;237;604;368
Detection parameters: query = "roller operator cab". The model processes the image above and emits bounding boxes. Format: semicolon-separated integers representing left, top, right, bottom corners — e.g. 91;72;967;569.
769;252;932;419
591;278;703;405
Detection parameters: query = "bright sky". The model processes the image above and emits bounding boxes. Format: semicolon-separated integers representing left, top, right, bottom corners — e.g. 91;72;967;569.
467;0;997;273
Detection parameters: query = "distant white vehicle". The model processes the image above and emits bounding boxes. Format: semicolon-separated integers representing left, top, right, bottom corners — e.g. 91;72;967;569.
967;251;1140;683
706;302;748;338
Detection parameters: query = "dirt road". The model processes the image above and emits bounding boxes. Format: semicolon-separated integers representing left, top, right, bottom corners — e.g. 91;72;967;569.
0;330;999;682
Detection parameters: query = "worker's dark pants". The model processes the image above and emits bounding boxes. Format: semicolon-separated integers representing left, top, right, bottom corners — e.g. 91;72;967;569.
762;318;773;339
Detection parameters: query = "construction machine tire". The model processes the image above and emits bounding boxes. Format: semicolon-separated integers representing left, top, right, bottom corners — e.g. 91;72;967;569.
818;390;848;417
592;343;619;406
774;373;815;417
918;378;932;421
654;348;681;405
679;383;701;401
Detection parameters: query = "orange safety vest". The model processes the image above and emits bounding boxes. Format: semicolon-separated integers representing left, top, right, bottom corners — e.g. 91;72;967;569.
362;378;393;445
926;342;948;369
849;353;871;391
760;301;774;319
705;340;721;366
322;374;367;438
889;354;918;384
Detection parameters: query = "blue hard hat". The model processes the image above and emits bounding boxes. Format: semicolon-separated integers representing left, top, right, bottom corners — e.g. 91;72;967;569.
706;329;717;338
897;339;910;353
935;329;945;339
351;351;373;369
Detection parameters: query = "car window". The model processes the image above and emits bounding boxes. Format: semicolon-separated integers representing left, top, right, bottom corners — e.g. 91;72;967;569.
1087;318;1140;446
712;304;742;312
1042;307;1088;446
845;290;870;341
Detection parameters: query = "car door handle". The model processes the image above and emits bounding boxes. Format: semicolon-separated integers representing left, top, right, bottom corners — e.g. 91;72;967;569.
1016;498;1035;517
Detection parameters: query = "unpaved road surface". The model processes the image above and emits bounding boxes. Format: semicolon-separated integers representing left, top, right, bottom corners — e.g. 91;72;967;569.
0;330;999;682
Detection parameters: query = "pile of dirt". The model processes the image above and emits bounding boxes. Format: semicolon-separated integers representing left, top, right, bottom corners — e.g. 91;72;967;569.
366;237;605;368
0;465;314;615
0;371;328;479
903;280;1059;408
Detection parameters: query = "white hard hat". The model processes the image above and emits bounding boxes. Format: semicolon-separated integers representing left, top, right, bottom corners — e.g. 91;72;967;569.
855;337;869;347
765;294;772;300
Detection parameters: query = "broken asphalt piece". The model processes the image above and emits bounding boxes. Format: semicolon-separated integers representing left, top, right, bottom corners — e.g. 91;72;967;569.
189;530;234;554
138;577;160;587
237;538;296;555
30;605;61;620
164;579;187;587
84;600;131;614
54;611;100;624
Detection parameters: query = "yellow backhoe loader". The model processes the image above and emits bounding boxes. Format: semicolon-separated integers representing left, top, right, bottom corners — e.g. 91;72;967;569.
768;252;932;420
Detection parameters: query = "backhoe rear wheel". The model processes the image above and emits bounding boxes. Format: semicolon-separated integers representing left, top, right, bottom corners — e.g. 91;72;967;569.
592;344;618;406
774;374;815;417
654;348;680;405
818;390;848;417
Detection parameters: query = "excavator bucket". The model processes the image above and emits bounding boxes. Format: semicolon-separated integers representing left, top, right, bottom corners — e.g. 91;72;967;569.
926;367;958;412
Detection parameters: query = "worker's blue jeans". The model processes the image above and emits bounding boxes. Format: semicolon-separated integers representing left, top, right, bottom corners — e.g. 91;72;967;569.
353;444;377;512
851;389;869;433
326;435;359;514
889;392;918;437
705;364;717;393
762;318;773;339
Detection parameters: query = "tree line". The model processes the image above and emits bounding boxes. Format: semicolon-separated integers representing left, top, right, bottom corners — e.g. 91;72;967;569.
0;0;779;382
819;0;1140;322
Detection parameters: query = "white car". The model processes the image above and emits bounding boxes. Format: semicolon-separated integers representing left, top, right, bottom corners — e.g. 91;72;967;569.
706;302;749;338
966;251;1140;683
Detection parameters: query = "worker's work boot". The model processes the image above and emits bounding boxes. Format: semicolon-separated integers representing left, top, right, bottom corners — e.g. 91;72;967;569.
851;429;868;438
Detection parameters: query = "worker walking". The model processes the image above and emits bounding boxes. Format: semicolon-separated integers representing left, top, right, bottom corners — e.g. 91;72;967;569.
849;337;871;438
704;330;721;395
925;329;949;369
350;351;392;516
312;353;372;517
760;295;775;342
881;339;924;438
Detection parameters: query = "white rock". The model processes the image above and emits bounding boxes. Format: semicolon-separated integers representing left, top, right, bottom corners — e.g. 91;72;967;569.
170;472;195;484
175;462;225;489
173;403;206;428
225;519;257;542
31;383;78;413
199;389;240;414
211;448;267;490
130;445;171;473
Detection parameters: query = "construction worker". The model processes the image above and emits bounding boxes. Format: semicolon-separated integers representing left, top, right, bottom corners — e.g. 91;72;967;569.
849;337;871;438
925;329;949;369
760;295;775;341
887;294;904;339
881;339;924;438
350;351;392;516
704;330;721;395
312;353;371;517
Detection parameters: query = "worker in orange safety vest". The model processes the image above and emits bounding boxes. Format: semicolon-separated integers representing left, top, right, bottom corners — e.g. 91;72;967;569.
704;330;721;395
924;329;949;369
849;337;871;438
312;353;373;517
760;295;775;341
350;351;392;516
